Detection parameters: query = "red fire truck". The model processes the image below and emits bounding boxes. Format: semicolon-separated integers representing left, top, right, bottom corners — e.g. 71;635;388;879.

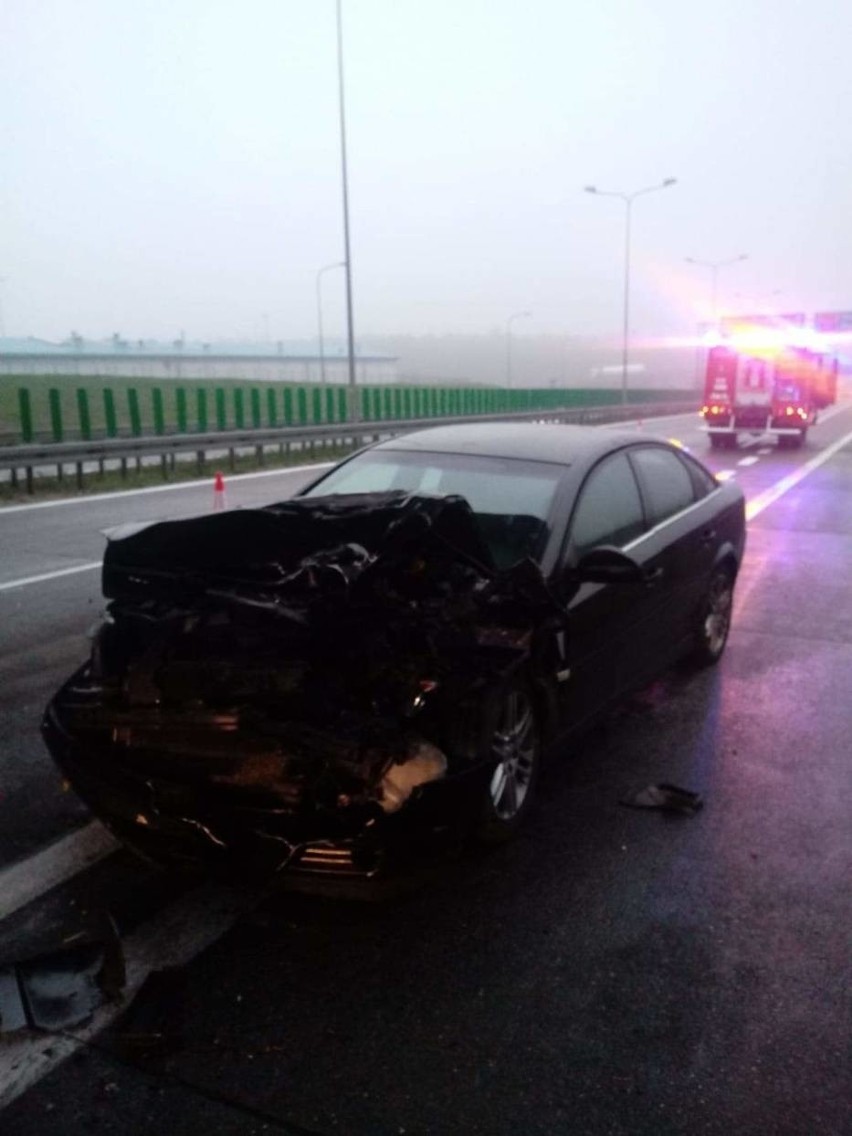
701;330;838;450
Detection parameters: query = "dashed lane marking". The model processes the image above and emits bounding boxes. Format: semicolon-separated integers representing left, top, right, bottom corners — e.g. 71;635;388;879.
737;456;759;467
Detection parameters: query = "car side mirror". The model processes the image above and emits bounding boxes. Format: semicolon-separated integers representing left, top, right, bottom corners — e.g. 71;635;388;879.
568;545;644;585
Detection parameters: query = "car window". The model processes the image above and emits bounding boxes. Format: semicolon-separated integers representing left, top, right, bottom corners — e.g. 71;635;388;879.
630;446;696;524
569;452;645;555
303;451;564;568
305;453;559;518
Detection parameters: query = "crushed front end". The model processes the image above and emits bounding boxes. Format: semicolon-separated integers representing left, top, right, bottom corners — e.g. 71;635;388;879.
43;493;561;882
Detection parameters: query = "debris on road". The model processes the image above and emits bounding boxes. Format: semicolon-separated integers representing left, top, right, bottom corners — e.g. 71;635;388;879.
0;915;124;1034
620;783;704;815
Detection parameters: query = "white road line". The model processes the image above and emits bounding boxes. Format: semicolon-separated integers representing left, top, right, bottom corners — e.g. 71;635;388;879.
0;461;335;516
737;456;759;467
757;447;773;455
746;426;852;520
0;822;118;923
0;879;269;1111
0;562;102;593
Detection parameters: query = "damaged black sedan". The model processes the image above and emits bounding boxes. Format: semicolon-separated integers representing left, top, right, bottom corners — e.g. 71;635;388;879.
43;424;745;884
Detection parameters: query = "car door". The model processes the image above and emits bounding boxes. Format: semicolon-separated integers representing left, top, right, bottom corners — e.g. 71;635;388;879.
555;450;652;733
625;444;718;667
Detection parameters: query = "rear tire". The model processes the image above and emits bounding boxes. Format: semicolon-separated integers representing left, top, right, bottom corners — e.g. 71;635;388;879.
475;683;541;844
690;566;735;667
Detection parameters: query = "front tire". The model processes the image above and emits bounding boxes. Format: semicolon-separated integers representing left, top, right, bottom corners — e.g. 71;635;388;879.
690;566;735;667
475;684;541;843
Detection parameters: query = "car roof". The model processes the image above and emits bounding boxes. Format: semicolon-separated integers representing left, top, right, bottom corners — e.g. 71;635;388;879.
370;421;657;467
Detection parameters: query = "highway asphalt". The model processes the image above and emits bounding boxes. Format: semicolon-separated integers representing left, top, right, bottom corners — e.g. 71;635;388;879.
1;408;851;1135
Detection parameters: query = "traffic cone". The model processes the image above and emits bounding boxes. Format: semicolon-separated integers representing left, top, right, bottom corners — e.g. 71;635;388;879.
213;471;226;511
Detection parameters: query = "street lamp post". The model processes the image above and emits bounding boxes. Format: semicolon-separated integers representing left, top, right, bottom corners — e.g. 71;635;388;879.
506;310;531;388
335;0;358;418
585;178;677;405
316;261;345;384
685;254;748;324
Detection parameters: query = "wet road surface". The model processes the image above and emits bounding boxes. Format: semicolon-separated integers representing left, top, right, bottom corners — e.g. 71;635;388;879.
1;409;851;1135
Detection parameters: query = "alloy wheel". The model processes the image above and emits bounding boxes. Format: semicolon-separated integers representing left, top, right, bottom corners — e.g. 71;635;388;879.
488;689;537;821
703;571;734;659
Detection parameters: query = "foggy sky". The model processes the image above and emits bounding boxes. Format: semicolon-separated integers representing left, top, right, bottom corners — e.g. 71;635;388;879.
3;0;852;346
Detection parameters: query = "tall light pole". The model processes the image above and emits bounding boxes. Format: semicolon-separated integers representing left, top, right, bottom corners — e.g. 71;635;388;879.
506;310;531;388
336;0;358;418
685;254;748;324
585;178;677;405
316;261;345;384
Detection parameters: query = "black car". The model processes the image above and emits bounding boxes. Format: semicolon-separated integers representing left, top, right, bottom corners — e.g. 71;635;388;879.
43;423;745;884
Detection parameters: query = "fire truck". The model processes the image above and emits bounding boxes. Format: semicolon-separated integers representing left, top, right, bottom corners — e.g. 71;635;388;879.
701;328;838;450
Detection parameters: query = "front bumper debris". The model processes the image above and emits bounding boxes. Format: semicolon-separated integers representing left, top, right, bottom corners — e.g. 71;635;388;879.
43;492;563;880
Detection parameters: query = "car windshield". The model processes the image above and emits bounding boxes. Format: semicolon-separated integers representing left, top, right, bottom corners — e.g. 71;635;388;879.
303;450;564;568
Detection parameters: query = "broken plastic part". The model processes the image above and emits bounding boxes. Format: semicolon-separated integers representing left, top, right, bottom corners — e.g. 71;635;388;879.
379;741;448;813
0;914;125;1034
620;783;704;815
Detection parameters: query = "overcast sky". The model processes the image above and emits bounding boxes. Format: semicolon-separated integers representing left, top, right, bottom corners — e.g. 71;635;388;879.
3;0;852;344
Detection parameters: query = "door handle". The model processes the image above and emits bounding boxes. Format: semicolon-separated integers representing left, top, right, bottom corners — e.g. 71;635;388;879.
644;565;665;585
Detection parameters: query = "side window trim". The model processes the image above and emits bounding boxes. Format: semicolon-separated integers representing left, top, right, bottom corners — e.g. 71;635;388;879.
623;489;720;551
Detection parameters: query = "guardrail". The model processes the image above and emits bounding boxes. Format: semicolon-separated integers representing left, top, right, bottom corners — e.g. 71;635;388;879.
0;400;697;494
